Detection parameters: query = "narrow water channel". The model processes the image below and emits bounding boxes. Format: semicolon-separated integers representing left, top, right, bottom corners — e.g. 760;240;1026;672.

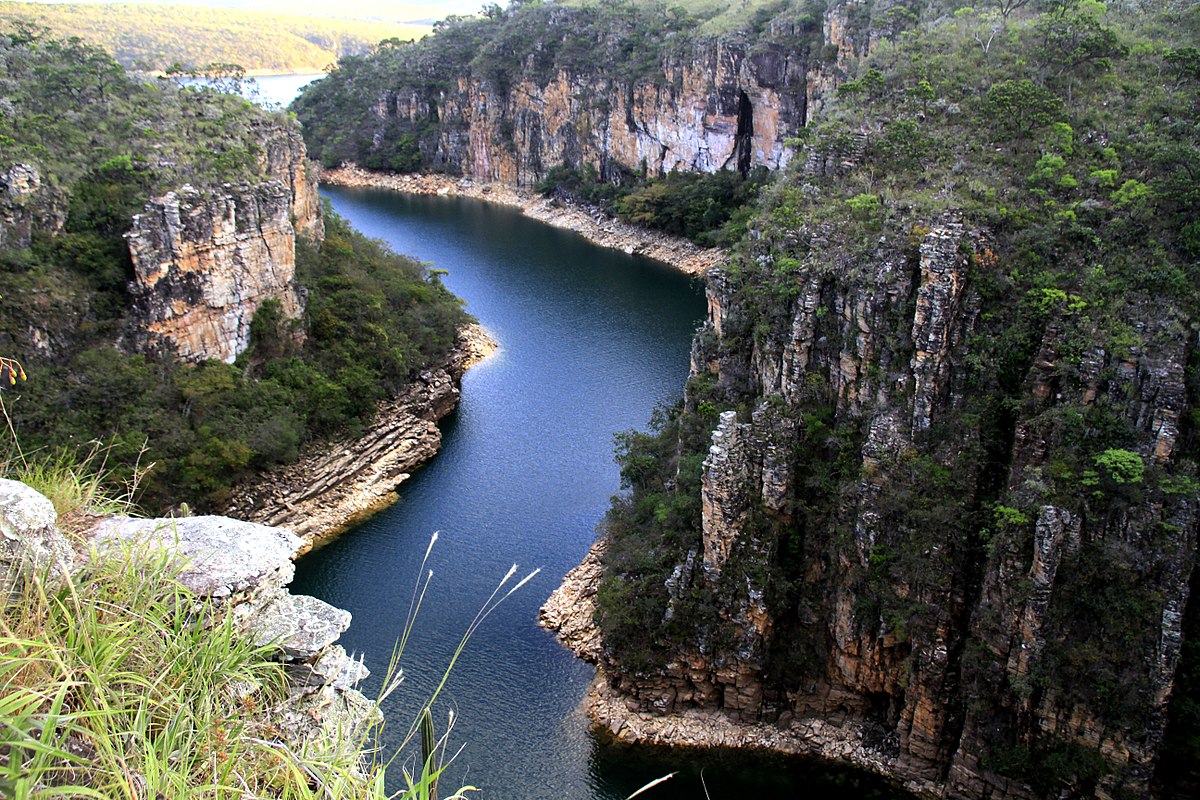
291;186;906;800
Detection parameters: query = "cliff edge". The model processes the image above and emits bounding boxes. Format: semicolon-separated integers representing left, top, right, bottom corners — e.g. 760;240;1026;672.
544;4;1200;798
0;478;377;786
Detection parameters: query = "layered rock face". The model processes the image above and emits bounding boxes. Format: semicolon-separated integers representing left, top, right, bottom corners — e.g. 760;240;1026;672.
223;324;496;552
125;123;322;363
397;38;809;185
301;1;878;187
549;215;1198;798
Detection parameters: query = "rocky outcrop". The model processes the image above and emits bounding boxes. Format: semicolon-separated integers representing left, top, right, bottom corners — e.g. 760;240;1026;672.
125;122;322;363
0;163;66;248
1;478;376;763
124;181;305;363
0;478;73;599
540;537;606;662
257;121;324;241
222;323;496;552
412;40;808;186
300;2;887;188
545;212;1199;798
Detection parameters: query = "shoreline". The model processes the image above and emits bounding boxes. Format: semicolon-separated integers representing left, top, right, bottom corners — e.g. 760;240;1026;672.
319;165;726;277
223;323;496;554
540;538;939;799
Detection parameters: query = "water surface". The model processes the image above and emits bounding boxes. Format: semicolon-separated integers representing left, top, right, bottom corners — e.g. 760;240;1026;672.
292;187;906;799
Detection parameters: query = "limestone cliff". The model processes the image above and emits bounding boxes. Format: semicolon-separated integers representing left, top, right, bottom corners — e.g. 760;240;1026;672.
295;1;880;186
125;123;323;363
400;39;808;185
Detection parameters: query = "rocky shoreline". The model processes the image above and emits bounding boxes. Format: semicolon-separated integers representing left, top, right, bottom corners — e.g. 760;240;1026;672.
320;165;726;276
540;538;937;798
223;323;496;553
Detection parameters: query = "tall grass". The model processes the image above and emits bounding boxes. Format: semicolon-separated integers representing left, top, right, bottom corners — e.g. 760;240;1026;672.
0;397;147;522
0;545;298;798
4;445;146;520
0;416;544;798
0;511;538;798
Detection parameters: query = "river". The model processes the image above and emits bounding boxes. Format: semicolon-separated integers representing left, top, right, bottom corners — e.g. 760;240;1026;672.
290;187;905;799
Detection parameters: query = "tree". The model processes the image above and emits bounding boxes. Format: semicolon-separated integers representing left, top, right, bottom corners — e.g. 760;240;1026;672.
983;79;1063;142
991;0;1032;22
1034;0;1126;80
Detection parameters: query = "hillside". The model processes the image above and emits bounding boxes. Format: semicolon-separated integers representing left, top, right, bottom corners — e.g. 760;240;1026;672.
0;1;431;72
0;27;470;514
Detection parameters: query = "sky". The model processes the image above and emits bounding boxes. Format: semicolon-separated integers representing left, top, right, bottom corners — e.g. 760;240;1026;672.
26;0;490;23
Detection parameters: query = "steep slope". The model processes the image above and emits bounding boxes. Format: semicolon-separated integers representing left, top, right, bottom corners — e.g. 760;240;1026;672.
292;0;877;183
0;29;471;515
545;3;1200;798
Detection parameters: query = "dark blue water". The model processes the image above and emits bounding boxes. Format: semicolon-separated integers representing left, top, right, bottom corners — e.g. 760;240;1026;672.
292;187;906;799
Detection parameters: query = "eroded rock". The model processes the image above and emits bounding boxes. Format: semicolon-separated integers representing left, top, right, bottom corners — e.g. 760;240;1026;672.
0;478;72;598
91;514;301;604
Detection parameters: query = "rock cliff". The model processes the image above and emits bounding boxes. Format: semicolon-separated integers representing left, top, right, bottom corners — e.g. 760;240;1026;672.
546;210;1198;798
125;123;323;363
295;1;879;187
402;39;808;185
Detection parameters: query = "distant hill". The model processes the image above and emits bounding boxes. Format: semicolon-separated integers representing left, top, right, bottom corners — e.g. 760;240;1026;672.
0;1;433;72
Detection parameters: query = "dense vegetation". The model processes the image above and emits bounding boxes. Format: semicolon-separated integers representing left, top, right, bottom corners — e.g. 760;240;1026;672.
0;27;280;191
0;1;430;72
0;28;470;512
595;0;1199;793
537;163;771;246
5;209;468;512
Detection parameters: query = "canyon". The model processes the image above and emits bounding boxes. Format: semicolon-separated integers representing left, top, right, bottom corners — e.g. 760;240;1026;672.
2;2;1196;797
288;2;1200;796
295;0;873;187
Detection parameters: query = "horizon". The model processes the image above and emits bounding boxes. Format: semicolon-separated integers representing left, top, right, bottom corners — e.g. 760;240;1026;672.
15;0;490;23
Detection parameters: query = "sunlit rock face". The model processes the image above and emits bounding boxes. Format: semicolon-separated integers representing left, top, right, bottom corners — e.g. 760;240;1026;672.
125;123;321;363
356;0;883;187
405;40;808;186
